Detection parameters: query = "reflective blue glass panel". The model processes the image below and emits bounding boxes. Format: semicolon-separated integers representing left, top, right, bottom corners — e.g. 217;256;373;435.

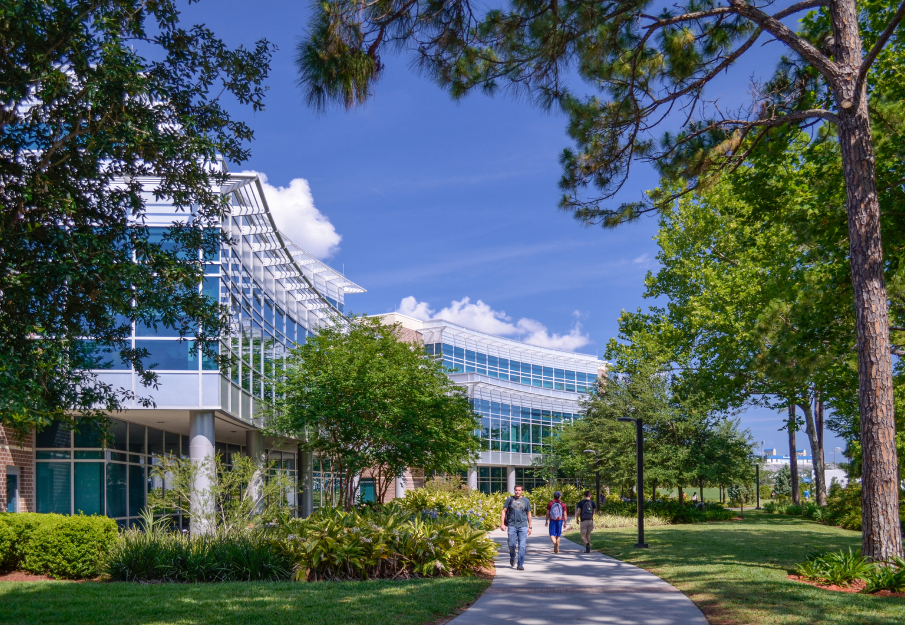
135;340;198;370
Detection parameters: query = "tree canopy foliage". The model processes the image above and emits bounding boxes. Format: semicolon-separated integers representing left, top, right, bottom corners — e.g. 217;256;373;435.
542;370;753;500
0;0;272;437
267;316;482;508
296;0;905;558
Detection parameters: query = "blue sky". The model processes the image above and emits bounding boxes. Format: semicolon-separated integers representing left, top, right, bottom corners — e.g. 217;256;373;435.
185;0;845;457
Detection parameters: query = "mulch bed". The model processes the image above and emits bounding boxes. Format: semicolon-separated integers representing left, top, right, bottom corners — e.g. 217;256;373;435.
0;571;59;583
787;574;905;597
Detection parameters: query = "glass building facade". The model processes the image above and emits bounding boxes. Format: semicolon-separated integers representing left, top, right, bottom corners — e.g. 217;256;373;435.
13;166;364;523
376;314;606;495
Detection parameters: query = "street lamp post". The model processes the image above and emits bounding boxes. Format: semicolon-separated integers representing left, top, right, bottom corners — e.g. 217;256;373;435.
833;447;843;467
617;416;648;548
583;450;600;507
755;463;761;510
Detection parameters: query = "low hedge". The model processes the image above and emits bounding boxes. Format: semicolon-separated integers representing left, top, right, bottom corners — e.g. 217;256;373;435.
0;513;117;579
763;483;904;531
599;500;733;524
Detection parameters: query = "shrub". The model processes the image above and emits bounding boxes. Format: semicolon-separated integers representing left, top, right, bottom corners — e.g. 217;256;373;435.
0;513;46;571
567;513;669;530
280;507;496;581
794;548;875;587
527;484;583;514
864;558;905;593
18;514;117;579
422;474;465;493
599;499;730;525
400;488;506;531
824;483;864;530
704;508;735;522
105;516;292;583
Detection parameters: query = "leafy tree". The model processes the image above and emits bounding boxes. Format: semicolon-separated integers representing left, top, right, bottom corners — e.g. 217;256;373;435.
297;0;905;559
0;1;272;438
555;368;753;501
267;316;481;509
774;465;795;499
608;166;848;503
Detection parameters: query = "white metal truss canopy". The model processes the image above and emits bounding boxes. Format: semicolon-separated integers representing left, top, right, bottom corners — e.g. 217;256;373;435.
221;172;365;330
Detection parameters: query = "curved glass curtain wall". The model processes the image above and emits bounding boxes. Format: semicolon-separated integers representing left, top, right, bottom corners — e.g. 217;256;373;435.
469;398;580;455
424;343;598;392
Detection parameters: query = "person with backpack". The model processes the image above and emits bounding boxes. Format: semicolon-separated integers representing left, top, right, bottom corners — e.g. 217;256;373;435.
499;485;532;570
545;491;568;553
575;490;597;553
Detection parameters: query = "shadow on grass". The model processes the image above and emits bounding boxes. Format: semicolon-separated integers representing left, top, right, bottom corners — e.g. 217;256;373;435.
566;511;905;625
0;576;491;625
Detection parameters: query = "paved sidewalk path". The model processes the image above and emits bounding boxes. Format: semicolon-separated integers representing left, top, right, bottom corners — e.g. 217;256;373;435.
449;518;707;625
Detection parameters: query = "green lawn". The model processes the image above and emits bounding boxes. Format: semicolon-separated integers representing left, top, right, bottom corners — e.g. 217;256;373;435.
0;576;490;625
567;510;905;625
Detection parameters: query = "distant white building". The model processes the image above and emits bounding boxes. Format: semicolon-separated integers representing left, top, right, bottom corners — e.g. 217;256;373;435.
764;450;812;466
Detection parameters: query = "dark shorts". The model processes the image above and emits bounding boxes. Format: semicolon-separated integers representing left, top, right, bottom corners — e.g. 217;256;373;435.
548;520;564;537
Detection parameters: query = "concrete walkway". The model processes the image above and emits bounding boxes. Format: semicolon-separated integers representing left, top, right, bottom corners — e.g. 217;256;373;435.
449;518;707;625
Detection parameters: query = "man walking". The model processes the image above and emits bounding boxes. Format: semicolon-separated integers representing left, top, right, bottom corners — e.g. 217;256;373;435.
500;485;532;570
545;490;568;553
575;490;596;553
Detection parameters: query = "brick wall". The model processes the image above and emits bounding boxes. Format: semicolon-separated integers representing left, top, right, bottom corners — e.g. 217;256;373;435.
0;426;34;512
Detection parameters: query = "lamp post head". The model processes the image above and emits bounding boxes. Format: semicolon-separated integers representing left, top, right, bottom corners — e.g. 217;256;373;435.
616;417;634;423
584;449;596;454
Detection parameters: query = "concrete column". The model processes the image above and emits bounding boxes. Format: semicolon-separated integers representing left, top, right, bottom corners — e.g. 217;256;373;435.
507;465;516;494
189;411;216;535
245;429;265;514
300;446;314;517
467;465;478;490
395;470;407;499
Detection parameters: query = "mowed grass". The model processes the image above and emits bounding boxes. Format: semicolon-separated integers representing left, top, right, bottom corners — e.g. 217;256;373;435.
566;510;905;625
0;576;490;625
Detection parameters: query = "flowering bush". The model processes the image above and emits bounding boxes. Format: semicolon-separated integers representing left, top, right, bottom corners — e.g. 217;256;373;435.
280;507;496;581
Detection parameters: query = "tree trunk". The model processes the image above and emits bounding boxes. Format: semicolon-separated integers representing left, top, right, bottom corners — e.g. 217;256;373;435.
831;0;903;561
699;479;704;503
799;399;827;506
816;396;827;502
788;403;800;505
678;485;683;503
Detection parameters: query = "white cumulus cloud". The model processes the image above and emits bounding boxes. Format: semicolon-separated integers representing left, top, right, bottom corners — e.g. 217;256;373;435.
398;296;591;351
242;171;341;259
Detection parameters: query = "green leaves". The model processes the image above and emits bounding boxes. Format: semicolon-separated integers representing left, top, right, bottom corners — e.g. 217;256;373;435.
0;0;273;436
268;315;481;509
279;506;496;581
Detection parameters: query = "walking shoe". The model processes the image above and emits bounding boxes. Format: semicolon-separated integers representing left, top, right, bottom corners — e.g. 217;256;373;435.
585;543;591;553
517;566;524;570
510;555;515;567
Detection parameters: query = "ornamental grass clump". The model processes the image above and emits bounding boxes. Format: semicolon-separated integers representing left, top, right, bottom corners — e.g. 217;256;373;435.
104;514;292;583
280;507;496;582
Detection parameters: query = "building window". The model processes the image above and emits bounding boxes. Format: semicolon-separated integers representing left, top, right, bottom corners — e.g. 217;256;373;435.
6;469;19;513
34;417;255;526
